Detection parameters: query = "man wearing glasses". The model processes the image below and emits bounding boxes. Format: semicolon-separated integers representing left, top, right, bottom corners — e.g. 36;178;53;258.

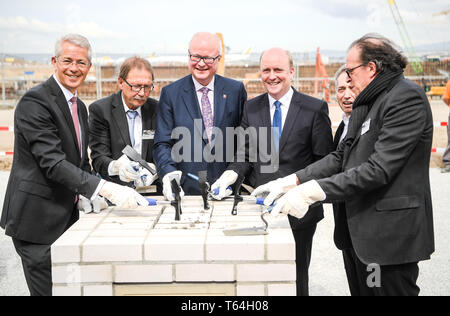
253;34;434;296
89;57;159;193
153;32;247;199
1;35;148;296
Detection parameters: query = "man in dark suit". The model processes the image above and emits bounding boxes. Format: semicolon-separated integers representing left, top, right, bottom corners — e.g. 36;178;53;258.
212;48;334;296
89;57;159;191
255;34;434;296
0;35;147;296
153;32;247;200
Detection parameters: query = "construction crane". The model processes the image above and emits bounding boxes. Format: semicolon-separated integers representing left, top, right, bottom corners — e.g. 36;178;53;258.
387;0;423;74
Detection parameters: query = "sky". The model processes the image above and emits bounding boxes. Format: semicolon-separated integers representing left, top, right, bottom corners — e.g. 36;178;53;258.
0;0;449;56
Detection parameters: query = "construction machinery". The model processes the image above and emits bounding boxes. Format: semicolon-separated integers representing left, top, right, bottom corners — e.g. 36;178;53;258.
314;47;330;103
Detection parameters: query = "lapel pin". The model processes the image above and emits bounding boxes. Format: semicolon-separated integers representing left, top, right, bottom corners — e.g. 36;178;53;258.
223;94;227;99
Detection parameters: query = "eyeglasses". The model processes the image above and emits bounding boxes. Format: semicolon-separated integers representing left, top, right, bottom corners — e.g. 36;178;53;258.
188;51;221;65
122;78;154;93
56;57;90;70
345;63;366;77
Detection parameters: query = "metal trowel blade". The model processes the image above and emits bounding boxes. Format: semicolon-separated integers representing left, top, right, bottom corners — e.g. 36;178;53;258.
223;226;268;236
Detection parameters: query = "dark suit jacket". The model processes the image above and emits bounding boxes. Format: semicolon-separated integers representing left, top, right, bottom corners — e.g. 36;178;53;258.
296;77;435;265
229;89;334;230
89;92;158;186
332;121;352;250
0;77;101;245
153;74;247;195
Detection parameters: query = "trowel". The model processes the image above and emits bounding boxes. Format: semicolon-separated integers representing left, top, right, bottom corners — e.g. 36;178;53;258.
222;209;271;236
122;145;157;194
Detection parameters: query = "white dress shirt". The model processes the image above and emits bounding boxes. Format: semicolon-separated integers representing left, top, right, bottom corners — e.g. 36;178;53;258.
53;74;82;151
339;113;351;144
122;93;143;156
268;87;294;130
192;76;215;118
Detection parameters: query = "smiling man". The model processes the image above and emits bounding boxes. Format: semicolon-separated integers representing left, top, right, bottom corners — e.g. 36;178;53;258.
0;35;148;296
153;32;247;199
212;47;334;296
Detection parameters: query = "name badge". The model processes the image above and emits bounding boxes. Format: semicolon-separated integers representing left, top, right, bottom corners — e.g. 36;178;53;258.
142;130;155;140
361;118;371;136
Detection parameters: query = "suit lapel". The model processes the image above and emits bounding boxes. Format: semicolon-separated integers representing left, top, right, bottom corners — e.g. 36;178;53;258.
213;75;227;128
47;77;82;159
112;92;132;146
140;100;156;159
182;76;207;145
259;94;273;153
279;89;302;153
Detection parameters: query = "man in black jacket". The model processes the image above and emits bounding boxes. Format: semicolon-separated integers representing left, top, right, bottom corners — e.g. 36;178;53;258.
253;34;434;296
0;35;147;296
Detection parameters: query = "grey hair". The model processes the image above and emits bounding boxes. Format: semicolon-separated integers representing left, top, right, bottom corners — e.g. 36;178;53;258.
189;32;223;56
334;64;348;92
55;34;92;63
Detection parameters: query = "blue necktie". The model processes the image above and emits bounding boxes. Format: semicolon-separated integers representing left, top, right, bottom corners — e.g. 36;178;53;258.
127;110;138;146
273;101;282;152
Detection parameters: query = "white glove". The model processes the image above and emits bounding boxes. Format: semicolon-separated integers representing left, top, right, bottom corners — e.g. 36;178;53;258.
210;170;238;200
271;180;326;218
135;163;159;187
99;181;149;209
162;170;185;201
77;195;109;214
110;155;140;183
251;174;298;207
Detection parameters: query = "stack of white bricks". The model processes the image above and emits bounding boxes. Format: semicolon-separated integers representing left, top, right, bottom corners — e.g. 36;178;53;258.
51;196;296;296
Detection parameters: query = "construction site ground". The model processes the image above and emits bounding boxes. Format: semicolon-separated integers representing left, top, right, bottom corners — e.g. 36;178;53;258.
0;99;448;170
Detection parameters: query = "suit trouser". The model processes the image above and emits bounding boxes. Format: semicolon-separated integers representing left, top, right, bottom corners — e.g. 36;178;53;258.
444;110;450;166
12;238;52;296
342;247;420;296
291;224;317;296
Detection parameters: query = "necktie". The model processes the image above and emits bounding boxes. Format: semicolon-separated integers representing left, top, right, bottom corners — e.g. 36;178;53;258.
127;110;138;147
199;87;213;142
70;96;82;154
273;101;282;152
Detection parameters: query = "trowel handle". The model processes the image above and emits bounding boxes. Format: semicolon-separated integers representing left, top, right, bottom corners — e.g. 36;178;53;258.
212;187;232;196
146;198;157;206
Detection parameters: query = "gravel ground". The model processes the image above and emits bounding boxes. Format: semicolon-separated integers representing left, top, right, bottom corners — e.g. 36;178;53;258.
0;169;449;296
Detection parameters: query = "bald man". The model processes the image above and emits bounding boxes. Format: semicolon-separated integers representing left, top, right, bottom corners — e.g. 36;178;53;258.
153;32;247;199
212;48;334;296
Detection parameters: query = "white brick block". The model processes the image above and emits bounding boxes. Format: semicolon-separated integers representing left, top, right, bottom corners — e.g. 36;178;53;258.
236;264;296;282
266;230;295;261
144;230;206;261
267;283;296;296
82;237;144;262
115;265;173;283
236;284;265;296
51;230;90;264
206;230;265;261
53;285;82;296
83;285;113;296
176;264;234;282
52;264;113;284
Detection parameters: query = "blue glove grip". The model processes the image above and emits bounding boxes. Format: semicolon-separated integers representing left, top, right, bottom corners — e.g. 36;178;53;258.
133;165;139;172
213;186;232;196
256;198;265;205
146;198;157;206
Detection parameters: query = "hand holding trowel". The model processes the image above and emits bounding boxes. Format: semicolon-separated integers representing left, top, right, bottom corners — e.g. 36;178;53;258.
122;145;158;194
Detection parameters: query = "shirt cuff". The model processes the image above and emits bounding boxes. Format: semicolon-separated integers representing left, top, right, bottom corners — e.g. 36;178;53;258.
108;161;118;176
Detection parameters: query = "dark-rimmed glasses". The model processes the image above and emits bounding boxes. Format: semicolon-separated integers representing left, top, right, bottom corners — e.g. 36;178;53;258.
345;63;366;77
188;51;221;65
122;78;154;93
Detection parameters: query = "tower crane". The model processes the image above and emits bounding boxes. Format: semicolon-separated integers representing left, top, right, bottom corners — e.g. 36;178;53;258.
387;0;423;74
